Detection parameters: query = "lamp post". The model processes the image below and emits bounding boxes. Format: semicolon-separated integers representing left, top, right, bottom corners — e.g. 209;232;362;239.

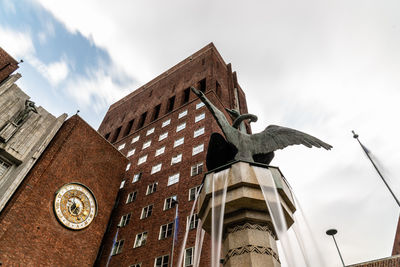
326;229;345;267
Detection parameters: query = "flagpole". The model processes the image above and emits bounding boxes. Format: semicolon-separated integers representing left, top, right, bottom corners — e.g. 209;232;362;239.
352;130;400;208
171;201;179;267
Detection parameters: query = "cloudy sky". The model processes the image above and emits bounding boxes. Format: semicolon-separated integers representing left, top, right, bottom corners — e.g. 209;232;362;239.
1;0;400;266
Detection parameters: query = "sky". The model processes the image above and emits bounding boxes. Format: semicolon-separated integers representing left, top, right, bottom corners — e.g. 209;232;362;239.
1;0;400;266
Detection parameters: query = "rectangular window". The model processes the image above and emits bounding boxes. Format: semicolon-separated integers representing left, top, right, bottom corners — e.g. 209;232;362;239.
134;231;148;248
124;119;134;137
118;143;126;150
138;155;147;165
152;104;161;121
194;127;205;138
188;214;199;230
126;191;137;203
164;195;177;210
141;205;153;219
174;137;184;147
182;88;190;105
176;122;186;132
171;154;182;165
184;247;194;266
111;126;122;143
133;172;142;183
189;186;201;201
146;127;155;136
137;112;147;129
132;135;140;143
167;96;175;113
195;113;205;123
178;110;188;119
146;182;158;195
155;255;169;267
151;163;162;174
199;78;206;92
111;240;124;255
159;132;168;141
120;180;126;189
168;173;180;186
155;146;165;157
191;162;203;176
196;102;205;109
159;222;174;239
127;149;136;157
162;119;171;127
126;163;131;171
129;264;141;267
142;140;151;150
192;144;204;156
119;213;131;227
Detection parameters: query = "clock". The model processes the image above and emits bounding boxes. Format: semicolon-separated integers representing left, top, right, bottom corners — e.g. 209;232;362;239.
54;183;97;230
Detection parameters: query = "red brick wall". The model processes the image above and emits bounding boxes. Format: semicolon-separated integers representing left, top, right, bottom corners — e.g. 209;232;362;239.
393;217;400;255
0;115;128;266
348;255;400;267
0;47;18;84
96;44;247;266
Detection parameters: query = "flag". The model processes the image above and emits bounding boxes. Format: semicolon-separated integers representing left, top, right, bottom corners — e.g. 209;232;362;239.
173;203;179;244
106;227;119;267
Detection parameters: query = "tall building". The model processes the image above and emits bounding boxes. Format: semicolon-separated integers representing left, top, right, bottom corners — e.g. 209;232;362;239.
96;43;250;266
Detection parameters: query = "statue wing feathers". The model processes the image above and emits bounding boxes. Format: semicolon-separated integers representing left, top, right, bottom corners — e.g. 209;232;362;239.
252;125;332;154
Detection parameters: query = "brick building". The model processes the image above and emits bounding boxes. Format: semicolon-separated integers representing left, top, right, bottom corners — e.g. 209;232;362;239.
96;43;250;266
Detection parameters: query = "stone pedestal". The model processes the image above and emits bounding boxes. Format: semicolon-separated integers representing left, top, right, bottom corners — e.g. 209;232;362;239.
197;161;296;267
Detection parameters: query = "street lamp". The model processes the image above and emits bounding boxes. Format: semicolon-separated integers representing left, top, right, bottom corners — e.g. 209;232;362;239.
326;229;345;267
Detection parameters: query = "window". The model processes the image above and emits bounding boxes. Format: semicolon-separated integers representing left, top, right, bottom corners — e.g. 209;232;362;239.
118;143;126;150
199;78;206;92
126;191;137;203
196;102;204;109
111;126;122;143
191;162;203;176
168;173;180;186
0;159;10;177
167;96;175;113
184;247;194;266
151;163;162;174
141;205;153;219
164;195;177;210
133;172;142;183
178;110;187;119
119;213;131;227
162;119;171;127
189;186;201;201
159;132;168;141
134;231;148;248
171;154;182;165
137;112;147;129
155;255;169;267
176;122;186;132
120;180;126;189
111;240;124;255
104;132;110;140
142;140;151;150
159;222;173;239
146;127;155;136
152;104;161;121
138;155;147;165
188;214;199;230
182;88;190;105
192;144;204;156
155;146;165;157
174;137;184;147
216;81;222;98
195;113;205;123
129;264;141;267
194;127;204;138
132;135;140;143
126;163;131;171
127;149;136;157
124;119;135;137
146;182;158;195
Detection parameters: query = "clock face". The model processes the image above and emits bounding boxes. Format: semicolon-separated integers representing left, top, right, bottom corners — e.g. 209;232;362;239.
54;183;97;230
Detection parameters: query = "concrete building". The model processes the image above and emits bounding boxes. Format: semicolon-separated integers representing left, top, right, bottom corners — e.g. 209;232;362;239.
96;43;250;266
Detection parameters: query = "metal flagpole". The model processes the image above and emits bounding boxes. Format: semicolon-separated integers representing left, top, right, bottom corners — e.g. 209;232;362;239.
170;199;179;267
352;130;400;208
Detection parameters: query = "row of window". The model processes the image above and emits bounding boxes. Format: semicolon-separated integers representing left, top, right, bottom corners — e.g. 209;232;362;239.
122;247;194;267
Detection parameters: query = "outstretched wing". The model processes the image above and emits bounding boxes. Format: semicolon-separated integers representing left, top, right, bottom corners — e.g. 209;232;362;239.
251;125;332;154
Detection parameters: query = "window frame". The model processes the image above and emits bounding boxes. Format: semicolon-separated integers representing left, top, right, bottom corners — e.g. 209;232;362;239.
146;182;158;195
164;195;177;211
141;204;153;219
167;173;180;186
134;231;148;248
159;222;174;240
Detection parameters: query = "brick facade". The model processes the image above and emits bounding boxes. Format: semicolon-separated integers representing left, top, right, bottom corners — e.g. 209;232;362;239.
348;255;400;267
0;47;18;84
96;43;249;266
0;115;128;266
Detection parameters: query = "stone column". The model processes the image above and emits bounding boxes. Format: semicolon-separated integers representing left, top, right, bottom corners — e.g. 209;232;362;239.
197;161;296;267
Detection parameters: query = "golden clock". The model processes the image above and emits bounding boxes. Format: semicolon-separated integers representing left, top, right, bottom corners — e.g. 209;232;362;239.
54;183;97;230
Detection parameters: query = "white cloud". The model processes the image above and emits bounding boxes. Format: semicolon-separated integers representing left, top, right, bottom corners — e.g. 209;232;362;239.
0;26;34;58
26;55;69;86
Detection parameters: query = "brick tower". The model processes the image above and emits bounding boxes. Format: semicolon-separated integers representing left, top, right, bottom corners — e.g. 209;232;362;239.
96;43;250;266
